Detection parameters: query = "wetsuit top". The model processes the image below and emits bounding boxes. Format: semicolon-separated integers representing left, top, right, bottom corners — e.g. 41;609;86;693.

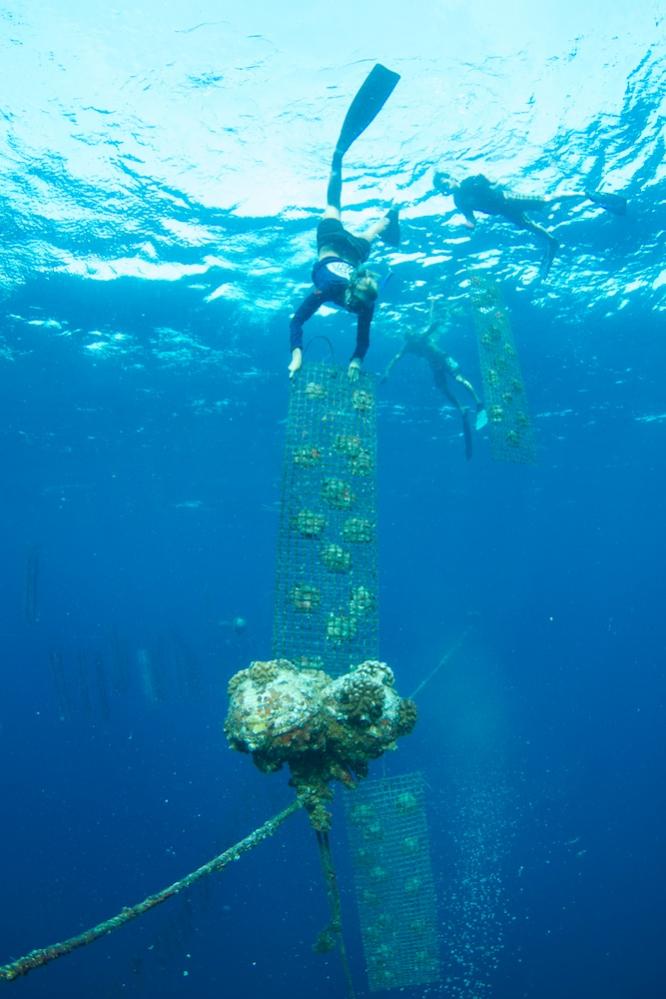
454;174;507;217
406;335;458;376
289;257;373;362
454;175;547;224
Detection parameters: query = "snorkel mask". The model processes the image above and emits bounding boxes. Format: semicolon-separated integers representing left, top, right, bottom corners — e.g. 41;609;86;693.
345;267;379;312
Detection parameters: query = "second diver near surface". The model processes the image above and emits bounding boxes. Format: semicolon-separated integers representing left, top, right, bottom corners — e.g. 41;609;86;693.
433;170;627;280
288;148;399;381
382;302;486;460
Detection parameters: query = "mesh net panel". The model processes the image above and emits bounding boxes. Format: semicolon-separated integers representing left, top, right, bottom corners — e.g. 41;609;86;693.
345;772;440;991
272;363;379;676
471;275;537;464
274;363;439;992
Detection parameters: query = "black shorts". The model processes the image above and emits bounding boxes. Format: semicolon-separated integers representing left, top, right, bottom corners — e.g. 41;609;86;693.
316;217;371;267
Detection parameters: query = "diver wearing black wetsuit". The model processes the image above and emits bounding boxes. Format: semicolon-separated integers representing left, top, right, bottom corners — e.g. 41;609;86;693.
383;306;486;459
434;171;627;280
289;213;374;368
450;174;548;226
288;148;399;381
434;171;558;277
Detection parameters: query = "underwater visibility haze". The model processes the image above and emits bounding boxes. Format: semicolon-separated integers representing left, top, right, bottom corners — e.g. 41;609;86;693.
1;1;665;997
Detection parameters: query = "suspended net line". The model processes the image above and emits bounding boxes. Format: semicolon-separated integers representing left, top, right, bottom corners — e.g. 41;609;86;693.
0;799;301;985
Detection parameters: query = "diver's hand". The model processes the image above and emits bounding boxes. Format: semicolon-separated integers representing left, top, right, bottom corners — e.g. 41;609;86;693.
347;358;362;382
288;348;302;379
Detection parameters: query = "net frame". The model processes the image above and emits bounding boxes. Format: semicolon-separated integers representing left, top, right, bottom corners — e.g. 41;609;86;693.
272;363;379;676
471;276;537;465
345;772;441;991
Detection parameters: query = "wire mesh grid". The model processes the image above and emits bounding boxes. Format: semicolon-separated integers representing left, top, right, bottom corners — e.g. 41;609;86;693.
345;772;441;991
272;363;379;677
471;276;537;465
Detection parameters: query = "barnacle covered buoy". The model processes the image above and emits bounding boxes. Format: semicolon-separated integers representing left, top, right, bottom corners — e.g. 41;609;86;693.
225;659;417;830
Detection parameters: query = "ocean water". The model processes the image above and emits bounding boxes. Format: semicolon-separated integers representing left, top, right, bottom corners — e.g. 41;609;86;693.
1;2;665;997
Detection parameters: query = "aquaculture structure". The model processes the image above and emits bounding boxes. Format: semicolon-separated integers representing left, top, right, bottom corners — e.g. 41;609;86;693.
273;365;379;676
0;368;432;995
261;362;439;992
471;275;537;464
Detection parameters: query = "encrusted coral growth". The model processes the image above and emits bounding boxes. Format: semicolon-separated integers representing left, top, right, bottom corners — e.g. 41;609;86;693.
322;477;355;509
305;381;327;400
293;445;322;467
320;543;351;573
333;433;362;457
291;583;321;612
225;659;417;831
342;517;373;543
292;509;326;538
349;448;373;476
349;585;374;617
351;389;374;413
326;612;357;645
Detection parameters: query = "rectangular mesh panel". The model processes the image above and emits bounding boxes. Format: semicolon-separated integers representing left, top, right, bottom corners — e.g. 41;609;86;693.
471;275;537;464
272;363;379;677
345;773;441;991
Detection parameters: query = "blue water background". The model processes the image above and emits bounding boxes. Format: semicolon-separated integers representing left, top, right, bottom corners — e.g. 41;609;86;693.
1;2;665;996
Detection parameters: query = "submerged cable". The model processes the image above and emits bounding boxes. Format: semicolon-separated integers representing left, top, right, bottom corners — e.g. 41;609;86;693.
303;334;337;362
0;799;302;985
409;627;470;701
314;830;357;999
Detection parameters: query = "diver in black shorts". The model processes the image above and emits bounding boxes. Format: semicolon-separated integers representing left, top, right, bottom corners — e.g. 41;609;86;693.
382;301;486;460
433;171;626;279
288;147;399;381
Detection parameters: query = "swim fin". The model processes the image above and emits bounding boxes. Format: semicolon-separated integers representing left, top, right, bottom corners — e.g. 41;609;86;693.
462;409;473;460
539;237;559;279
584;189;627;216
335;63;400;157
379;206;401;247
475;406;488;431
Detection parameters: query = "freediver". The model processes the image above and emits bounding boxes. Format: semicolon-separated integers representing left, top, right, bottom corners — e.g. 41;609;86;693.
288;64;401;383
382;301;486;460
432;170;627;279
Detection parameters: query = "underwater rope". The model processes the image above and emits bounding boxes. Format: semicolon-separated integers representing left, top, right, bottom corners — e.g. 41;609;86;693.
303;334;337;362
408;627;470;701
314;830;357;999
0;799;302;984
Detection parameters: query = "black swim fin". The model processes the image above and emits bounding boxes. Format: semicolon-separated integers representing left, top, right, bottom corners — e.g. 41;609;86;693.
585;189;627;216
539;237;559;280
335;63;400;158
379;206;401;247
462;409;473;460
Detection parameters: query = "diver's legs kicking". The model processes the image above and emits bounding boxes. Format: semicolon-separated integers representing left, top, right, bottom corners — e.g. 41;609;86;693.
513;212;559;278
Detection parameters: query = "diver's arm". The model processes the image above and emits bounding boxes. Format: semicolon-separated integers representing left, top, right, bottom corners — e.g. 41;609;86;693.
453;192;477;229
346;309;372;381
289;291;323;352
458;208;476;229
350;306;372;364
288;291;323;377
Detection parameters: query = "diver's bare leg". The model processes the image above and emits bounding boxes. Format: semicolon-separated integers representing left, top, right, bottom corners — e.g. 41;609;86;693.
324;150;343;218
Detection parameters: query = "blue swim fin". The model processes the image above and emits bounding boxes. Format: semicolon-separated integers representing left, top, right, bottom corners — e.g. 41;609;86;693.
335;63;400;157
